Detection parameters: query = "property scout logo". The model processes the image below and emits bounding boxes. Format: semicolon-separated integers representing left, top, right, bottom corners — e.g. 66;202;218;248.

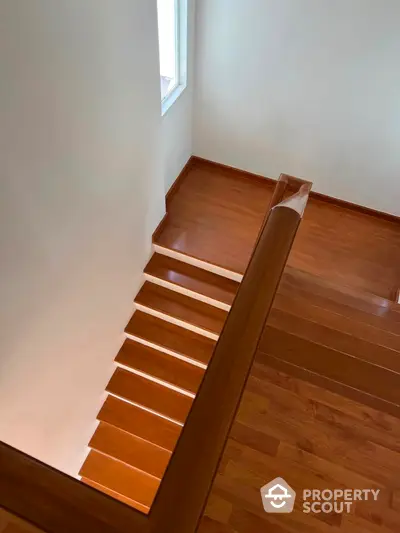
260;478;380;514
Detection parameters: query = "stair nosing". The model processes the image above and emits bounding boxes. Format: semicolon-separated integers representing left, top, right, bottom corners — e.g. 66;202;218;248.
144;272;231;311
134;302;220;340
87;448;161;482
106;392;184;427
94;420;172;454
114;361;196;398
124;333;208;369
81;476;150;513
153;244;243;282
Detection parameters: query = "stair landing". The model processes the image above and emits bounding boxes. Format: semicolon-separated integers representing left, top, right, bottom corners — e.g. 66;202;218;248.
155;157;400;299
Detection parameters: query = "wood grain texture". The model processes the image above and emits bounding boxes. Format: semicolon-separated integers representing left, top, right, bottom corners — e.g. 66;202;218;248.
145;253;239;305
87;422;171;479
80;451;159;511
200;366;400;533
135;282;228;335
148;205;304;533
0;442;149;533
155;157;400;299
125;311;215;365
106;368;192;423
267;307;400;373
115;339;205;394
97;396;181;452
259;326;400;406
155;157;275;274
80;478;149;514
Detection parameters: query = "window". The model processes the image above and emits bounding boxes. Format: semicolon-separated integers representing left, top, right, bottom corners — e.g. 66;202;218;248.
157;0;187;115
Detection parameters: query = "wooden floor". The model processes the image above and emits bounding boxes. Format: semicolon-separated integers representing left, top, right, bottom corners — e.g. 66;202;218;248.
156;157;400;532
156;158;400;299
199;364;400;533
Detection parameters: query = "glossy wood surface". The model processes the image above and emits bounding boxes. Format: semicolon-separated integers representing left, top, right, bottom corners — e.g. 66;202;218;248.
125;311;215;365
80;451;159;511
106;368;192;423
115;339;205;394
156;157;400;298
88;422;171;479
80;478;149;513
98;395;181;452
260;327;400;408
148;204;304;533
0;442;149;533
135;282;228;335
200;365;400;533
156;158;275;274
145;253;239;305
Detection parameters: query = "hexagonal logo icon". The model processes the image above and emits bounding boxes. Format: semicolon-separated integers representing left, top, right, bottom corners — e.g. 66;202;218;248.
260;477;296;513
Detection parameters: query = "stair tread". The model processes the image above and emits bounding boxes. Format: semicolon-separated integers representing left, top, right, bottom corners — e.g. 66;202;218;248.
81;477;149;513
282;266;394;308
144;253;239;305
115;339;205;394
79;450;159;510
272;292;400;353
279;267;400;333
259;327;400;407
135;282;227;335
89;422;170;479
126;311;215;365
98;396;181;452
106;368;192;423
267;308;400;373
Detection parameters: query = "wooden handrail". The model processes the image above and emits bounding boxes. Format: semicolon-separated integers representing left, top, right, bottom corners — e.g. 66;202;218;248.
268;173;312;210
0;177;312;533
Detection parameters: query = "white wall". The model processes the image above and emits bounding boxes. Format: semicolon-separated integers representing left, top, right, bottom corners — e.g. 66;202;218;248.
0;0;165;476
162;0;196;192
194;0;400;215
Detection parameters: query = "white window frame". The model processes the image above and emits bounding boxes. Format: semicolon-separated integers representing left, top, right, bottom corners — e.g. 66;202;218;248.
160;0;188;116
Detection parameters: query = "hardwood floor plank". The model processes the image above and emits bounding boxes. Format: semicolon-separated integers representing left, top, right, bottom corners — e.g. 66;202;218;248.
277;281;400;334
272;293;400;352
251;364;400;451
98;396;181;451
266;308;400;372
281;266;399;318
135;282;227;335
106;368;192;423
115;339;205;394
88;422;171;479
259;327;400;406
125;311;215;365
145;253;239;305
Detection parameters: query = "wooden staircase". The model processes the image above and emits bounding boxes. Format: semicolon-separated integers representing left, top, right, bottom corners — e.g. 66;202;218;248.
79;251;400;513
79;250;240;513
260;265;400;417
